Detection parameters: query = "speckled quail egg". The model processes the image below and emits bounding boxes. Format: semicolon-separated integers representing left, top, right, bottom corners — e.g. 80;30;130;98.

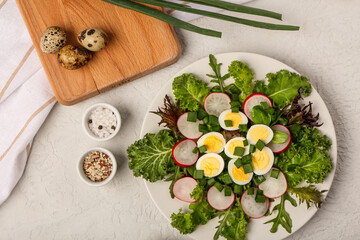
40;26;67;54
77;28;108;51
57;45;92;70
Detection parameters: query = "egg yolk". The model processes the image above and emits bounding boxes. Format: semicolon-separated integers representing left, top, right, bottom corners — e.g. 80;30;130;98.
227;140;245;155
224;112;242;127
203;135;223;153
249;126;269;143
200;157;220;176
232;166;250;181
252;149;270;171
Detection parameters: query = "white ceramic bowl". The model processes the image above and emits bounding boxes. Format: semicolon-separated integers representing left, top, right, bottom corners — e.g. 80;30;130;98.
82;103;121;141
77;147;117;186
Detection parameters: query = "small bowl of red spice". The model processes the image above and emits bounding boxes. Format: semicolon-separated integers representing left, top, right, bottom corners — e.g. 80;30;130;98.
77;147;117;186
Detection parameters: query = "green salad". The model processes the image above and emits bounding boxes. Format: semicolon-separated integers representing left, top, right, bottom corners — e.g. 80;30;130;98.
127;55;333;240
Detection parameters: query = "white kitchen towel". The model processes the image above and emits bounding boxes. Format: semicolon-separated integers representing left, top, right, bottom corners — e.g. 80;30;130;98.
0;0;251;206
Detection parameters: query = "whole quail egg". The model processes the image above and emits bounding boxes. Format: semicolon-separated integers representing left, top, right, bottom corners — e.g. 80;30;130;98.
40;26;67;54
57;45;92;70
77;28;108;52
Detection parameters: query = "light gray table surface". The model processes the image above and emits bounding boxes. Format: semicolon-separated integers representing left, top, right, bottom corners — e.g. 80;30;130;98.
1;0;360;239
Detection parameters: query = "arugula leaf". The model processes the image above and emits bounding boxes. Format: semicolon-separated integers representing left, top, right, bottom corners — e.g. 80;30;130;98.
169;166;182;198
276;127;332;186
288;185;327;208
265;192;297;233
207;54;231;93
265;70;312;108
127;130;176;182
228;61;254;102
173;73;210;111
171;183;216;234
214;198;248;240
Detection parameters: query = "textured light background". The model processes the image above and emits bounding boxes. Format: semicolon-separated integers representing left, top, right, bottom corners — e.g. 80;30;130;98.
0;0;360;239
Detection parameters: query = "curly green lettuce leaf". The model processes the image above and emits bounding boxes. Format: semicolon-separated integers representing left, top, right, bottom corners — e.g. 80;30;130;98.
288;185;327;208
173;73;210;111
127;130;176;182
228;61;254;102
276;127;332;186
265;192;297;233
214;198;248;240
253;80;267;94
171;184;216;234
265;70;312;108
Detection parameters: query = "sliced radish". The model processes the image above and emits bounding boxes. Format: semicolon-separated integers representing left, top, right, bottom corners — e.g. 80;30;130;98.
259;168;287;199
243;93;273;121
173;177;198;203
172;139;199;167
177;112;203;139
207;185;235;211
241;188;269;219
204;93;231;117
267;124;292;154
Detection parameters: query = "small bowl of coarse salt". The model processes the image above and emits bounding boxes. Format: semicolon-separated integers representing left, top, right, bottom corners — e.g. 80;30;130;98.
82;103;121;141
77;147;117;186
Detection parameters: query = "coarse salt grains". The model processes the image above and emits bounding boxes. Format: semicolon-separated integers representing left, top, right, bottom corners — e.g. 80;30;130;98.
88;106;117;138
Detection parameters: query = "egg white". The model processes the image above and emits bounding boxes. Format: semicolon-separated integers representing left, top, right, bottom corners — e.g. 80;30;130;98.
196;153;224;177
246;124;274;145
218;110;248;131
197;132;226;153
224;137;250;158
228;159;253;185
252;146;274;175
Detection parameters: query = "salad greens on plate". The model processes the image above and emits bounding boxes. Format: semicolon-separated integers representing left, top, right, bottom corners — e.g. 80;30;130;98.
127;54;333;240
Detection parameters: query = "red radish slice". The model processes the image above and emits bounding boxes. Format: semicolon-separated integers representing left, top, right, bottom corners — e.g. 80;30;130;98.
243;93;273;121
259;168;287;199
207;185;235;211
173;177;198;203
172;139;199;167
241;188;269;219
177;112;203;139
204;93;231;117
268;124;292;154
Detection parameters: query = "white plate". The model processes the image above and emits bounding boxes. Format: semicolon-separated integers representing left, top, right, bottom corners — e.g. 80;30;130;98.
140;52;337;240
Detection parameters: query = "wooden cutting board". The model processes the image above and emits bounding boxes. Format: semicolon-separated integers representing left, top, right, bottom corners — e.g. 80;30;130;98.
16;0;181;105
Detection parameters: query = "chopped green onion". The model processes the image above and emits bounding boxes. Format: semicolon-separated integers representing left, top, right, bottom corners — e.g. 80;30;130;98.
207;178;216;186
224;120;233;127
241;154;252;164
247;188;254;195
198;124;208;133
209;115;218;125
253;175;266;186
203;116;209;124
243;139;248;146
198;145;207;153
192;147;198;154
239;124;248;132
243;163;253;173
221;173;233;185
231;106;239;113
187;112;197;122
224;186;232;196
214;182;224;192
193;170;204;179
234;158;242;168
231;93;239;101
249;144;256;153
197;109;208;120
255;139;265;150
104;0;222;37
271;169;280;179
233;185;242;194
255;190;266;203
234;147;245;156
